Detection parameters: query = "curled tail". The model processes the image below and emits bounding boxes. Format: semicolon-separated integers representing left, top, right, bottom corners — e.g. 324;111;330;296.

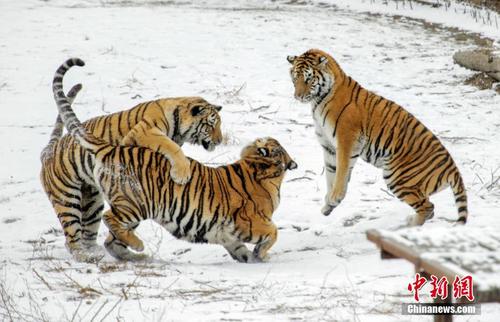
52;58;108;155
450;171;468;224
41;84;82;161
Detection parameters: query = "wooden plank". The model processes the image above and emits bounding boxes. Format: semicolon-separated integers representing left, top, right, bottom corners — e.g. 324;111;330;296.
381;249;397;259
379;237;421;265
367;229;419;262
366;229;381;245
367;230;397;259
475;289;500;303
419;258;459;285
420;258;500;303
366;229;500;303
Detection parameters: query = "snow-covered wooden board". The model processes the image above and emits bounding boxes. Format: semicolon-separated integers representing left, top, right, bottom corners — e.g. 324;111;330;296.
367;227;500;303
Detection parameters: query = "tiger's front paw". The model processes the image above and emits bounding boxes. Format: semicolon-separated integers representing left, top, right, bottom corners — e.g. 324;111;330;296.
322;191;344;216
252;247;270;263
170;159;191;185
254;253;270;263
129;239;144;252
321;203;336;216
124;232;144;252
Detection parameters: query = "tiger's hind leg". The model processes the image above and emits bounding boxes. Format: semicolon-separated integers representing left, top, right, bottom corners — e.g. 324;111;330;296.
103;210;146;260
53;199;103;262
41;167;102;262
80;185;105;252
394;189;435;226
53;202;83;254
408;198;435;226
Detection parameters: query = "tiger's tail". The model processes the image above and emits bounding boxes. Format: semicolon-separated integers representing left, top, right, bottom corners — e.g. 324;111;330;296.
41;84;82;161
52;58;108;155
450;171;468;224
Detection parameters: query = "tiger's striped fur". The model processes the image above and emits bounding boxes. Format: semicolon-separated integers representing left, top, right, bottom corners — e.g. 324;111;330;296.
52;58;297;262
41;58;223;262
287;49;468;225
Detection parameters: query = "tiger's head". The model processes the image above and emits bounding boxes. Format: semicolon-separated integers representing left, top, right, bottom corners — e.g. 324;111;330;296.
241;137;297;181
178;97;223;151
287;49;335;103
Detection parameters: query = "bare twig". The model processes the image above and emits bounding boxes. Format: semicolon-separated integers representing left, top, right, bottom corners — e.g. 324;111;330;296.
153;277;180;298
70;299;83;322
99;298;122;322
250;105;270;112
287;175;313;182
32;268;53;291
90;299;109;322
0;282;14;322
380;188;395;197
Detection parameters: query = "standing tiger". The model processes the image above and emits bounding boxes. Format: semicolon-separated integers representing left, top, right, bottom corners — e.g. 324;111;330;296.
52;58;297;262
41;59;223;262
287;49;468;226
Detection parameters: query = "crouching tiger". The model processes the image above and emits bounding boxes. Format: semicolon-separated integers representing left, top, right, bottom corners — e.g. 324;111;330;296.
287;49;468;226
41;59;223;262
53;58;297;262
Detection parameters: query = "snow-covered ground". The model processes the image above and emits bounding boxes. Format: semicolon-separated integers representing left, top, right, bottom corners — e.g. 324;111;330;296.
1;0;499;321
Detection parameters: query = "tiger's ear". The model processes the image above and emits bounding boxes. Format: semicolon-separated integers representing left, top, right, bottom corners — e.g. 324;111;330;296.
258;147;269;157
191;105;205;116
318;56;328;67
213;105;222;112
287;55;297;64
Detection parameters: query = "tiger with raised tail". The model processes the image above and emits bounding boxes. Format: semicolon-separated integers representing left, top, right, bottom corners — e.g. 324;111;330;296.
52;58;297;262
287;49;468;226
41;59;223;262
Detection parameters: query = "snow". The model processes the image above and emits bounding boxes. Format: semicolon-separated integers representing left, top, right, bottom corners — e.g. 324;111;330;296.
319;0;500;40
1;0;499;321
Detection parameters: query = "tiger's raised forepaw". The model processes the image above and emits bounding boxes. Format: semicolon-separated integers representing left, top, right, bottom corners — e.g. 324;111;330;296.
170;159;191;185
321;203;335;216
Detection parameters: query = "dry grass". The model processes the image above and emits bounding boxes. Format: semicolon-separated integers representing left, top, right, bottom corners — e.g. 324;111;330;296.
0;238;417;321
